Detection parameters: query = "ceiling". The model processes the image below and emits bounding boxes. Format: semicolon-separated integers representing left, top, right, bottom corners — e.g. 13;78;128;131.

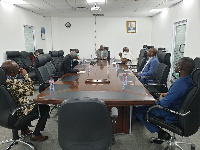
13;0;182;18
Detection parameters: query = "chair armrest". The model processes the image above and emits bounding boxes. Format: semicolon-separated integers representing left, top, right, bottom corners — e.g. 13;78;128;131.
11;102;35;116
146;83;166;86
146;105;190;122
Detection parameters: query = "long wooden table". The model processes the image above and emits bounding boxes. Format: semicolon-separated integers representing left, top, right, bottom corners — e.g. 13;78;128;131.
34;59;155;134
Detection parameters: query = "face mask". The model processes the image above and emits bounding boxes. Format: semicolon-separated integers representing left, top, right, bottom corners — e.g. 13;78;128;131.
77;53;80;57
73;59;77;62
174;73;180;79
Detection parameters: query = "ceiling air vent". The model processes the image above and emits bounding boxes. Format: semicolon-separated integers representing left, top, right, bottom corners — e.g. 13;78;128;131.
92;14;104;16
74;7;88;10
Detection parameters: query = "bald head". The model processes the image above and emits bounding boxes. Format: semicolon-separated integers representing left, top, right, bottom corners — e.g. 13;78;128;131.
1;60;19;77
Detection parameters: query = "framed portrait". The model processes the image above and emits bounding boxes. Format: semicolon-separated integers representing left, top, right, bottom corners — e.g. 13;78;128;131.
41;27;45;40
126;21;136;33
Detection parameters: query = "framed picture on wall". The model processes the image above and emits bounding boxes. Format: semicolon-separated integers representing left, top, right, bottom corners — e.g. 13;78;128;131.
126;21;136;33
41;27;45;40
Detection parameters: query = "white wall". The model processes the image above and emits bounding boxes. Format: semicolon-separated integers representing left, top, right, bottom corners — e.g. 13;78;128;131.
50;17;152;59
0;2;48;65
151;0;200;59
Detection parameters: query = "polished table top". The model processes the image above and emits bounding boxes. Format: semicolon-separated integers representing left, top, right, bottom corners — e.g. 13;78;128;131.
33;59;155;106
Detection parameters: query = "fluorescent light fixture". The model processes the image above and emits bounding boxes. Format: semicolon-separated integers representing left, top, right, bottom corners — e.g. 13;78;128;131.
2;0;29;4
149;8;169;12
87;0;105;3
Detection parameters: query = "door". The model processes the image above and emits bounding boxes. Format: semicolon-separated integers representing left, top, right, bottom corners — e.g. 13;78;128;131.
170;19;187;82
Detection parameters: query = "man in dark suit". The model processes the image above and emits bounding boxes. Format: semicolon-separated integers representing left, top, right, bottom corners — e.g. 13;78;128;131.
136;48;159;84
61;51;79;73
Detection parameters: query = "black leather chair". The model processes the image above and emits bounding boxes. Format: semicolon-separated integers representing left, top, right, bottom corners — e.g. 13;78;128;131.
6;51;36;80
146;68;200;150
42;54;62;79
37;49;44;54
20;51;37;80
6;51;25;69
144;51;171;98
58;50;65;62
0;68;39;150
104;47;110;60
58;98;113;150
136;49;148;72
49;51;63;72
194;57;200;68
34;55;50;93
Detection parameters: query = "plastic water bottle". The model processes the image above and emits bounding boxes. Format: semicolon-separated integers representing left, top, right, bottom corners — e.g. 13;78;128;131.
101;51;104;58
113;57;115;62
88;64;91;72
49;77;55;91
123;73;127;86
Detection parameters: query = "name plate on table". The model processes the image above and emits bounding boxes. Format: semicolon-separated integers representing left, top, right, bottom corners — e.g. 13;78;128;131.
85;79;110;84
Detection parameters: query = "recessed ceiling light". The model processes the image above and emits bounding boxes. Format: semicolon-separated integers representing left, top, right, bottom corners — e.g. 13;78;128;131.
149;8;169;12
2;0;29;4
86;0;105;3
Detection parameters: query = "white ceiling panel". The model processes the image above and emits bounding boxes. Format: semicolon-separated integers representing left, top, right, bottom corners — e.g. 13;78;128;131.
11;0;183;17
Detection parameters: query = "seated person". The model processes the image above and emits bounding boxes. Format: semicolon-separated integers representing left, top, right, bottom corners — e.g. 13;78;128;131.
61;51;79;73
120;47;137;66
136;48;159;84
1;60;50;142
134;57;195;144
95;45;108;60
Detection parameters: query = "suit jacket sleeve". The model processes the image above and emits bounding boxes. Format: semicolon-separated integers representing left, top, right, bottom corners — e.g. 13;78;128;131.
138;57;158;77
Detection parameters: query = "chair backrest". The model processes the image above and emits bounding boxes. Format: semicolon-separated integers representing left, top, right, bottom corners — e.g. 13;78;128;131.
58;50;65;62
34;55;49;84
179;68;200;137
49;51;62;71
0;68;17;128
152;51;171;84
21;51;34;70
58;98;113;150
194;57;200;68
6;51;25;69
42;54;56;76
37;49;44;54
137;49;148;72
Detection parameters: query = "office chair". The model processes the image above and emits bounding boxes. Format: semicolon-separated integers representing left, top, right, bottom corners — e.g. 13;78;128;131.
58;98;114;150
136;49;148;72
144;51;171;98
104;47;110;60
194;57;200;68
146;68;200;150
37;49;44;54
0;67;39;150
6;51;36;80
34;55;50;93
20;51;37;80
49;51;63;72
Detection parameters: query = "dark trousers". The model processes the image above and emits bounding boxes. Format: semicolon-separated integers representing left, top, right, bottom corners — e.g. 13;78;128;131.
21;104;50;134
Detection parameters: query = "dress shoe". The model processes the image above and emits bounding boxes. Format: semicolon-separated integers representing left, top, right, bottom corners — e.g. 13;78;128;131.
30;135;48;142
21;129;33;136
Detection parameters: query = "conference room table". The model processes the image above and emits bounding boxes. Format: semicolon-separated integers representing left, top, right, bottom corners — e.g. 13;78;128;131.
33;59;155;134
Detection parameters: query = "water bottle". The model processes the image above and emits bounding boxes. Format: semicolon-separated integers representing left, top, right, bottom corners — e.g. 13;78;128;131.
88;64;91;72
49;77;55;91
123;73;127;86
113;57;115;62
101;51;104;58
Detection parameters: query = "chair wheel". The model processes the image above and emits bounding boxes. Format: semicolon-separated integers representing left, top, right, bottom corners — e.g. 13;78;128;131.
191;144;195;149
164;147;169;150
149;137;154;143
